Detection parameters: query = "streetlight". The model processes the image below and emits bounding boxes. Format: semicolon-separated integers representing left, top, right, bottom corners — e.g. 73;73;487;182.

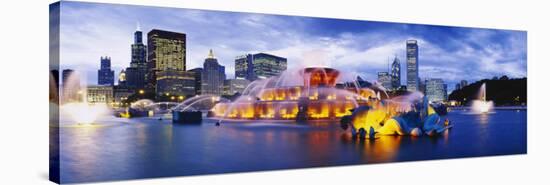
139;89;145;95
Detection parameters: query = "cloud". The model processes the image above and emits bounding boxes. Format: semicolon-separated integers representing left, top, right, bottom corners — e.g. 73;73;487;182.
58;1;527;93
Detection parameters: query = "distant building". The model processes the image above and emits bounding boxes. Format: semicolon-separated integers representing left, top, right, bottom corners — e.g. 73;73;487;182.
419;79;427;94
235;53;287;81
390;56;401;90
235;55;253;80
146;29;186;97
406;40;419;91
125;27;148;90
189;68;203;95
86;85;113;104
224;78;251;96
455;83;461;91
98;56;114;86
125;67;146;91
113;85;133;107
460;80;468;89
425;78;447;102
377;72;392;90
62;69;81;102
156;70;196;97
202;49;226;96
118;69;127;87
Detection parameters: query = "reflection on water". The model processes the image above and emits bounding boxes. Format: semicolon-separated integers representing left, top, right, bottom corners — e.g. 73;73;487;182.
56;110;526;183
476;113;491;125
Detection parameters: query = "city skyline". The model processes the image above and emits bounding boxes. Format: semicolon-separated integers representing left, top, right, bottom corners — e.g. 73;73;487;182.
49;2;528;183
57;2;527;92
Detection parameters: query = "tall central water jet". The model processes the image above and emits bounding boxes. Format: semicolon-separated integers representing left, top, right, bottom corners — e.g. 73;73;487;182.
58;70;111;125
471;83;494;114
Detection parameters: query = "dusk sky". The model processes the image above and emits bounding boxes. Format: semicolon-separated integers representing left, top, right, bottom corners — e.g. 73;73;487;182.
57;1;527;92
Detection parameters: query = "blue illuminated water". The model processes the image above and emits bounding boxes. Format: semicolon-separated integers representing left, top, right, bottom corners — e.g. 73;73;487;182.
54;109;526;183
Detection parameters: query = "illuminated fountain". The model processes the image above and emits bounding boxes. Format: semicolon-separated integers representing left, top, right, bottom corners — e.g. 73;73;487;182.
210;66;451;138
120;99;180;118
171;95;229;123
470;83;494;114
61;102;110;125
211;67;381;121
57;71;111;125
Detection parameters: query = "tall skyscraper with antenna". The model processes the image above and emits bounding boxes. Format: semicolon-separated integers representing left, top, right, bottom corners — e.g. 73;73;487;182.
406;40;419;91
125;23;147;90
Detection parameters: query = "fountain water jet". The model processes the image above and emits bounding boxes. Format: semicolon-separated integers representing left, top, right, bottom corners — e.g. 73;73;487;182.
58;70;111;125
171;95;228;124
471;83;494;114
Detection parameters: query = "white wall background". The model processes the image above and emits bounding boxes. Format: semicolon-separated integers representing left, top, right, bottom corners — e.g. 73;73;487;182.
0;0;547;184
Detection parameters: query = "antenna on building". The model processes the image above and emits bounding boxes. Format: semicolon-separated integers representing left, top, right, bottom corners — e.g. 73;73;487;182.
136;22;141;31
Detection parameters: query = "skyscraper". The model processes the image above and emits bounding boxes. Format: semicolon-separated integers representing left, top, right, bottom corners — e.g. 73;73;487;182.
406;40;419;91
425;78;446;102
235;53;287;81
202;49;226;95
390;56;401;90
189;68;203;95
125;26;148;90
377;72;392;90
146;29;186;97
235;54;253;80
98;56;114;85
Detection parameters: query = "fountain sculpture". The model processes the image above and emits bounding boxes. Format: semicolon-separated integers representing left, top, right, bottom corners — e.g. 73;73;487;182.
211;67;380;121
340;94;452;138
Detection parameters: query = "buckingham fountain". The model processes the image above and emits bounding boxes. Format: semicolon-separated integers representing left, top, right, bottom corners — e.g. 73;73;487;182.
209;67;375;121
199;67;452;138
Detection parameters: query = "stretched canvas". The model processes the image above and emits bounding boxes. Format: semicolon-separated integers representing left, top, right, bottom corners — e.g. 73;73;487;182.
49;1;527;184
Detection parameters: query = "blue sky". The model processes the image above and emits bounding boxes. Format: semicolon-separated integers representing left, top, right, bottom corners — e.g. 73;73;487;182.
57;1;527;92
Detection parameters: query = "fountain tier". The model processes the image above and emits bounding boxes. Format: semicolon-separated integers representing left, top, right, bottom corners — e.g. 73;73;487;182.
211;67;378;120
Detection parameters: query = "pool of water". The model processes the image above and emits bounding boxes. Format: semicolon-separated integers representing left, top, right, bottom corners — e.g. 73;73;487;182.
53;109;527;183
